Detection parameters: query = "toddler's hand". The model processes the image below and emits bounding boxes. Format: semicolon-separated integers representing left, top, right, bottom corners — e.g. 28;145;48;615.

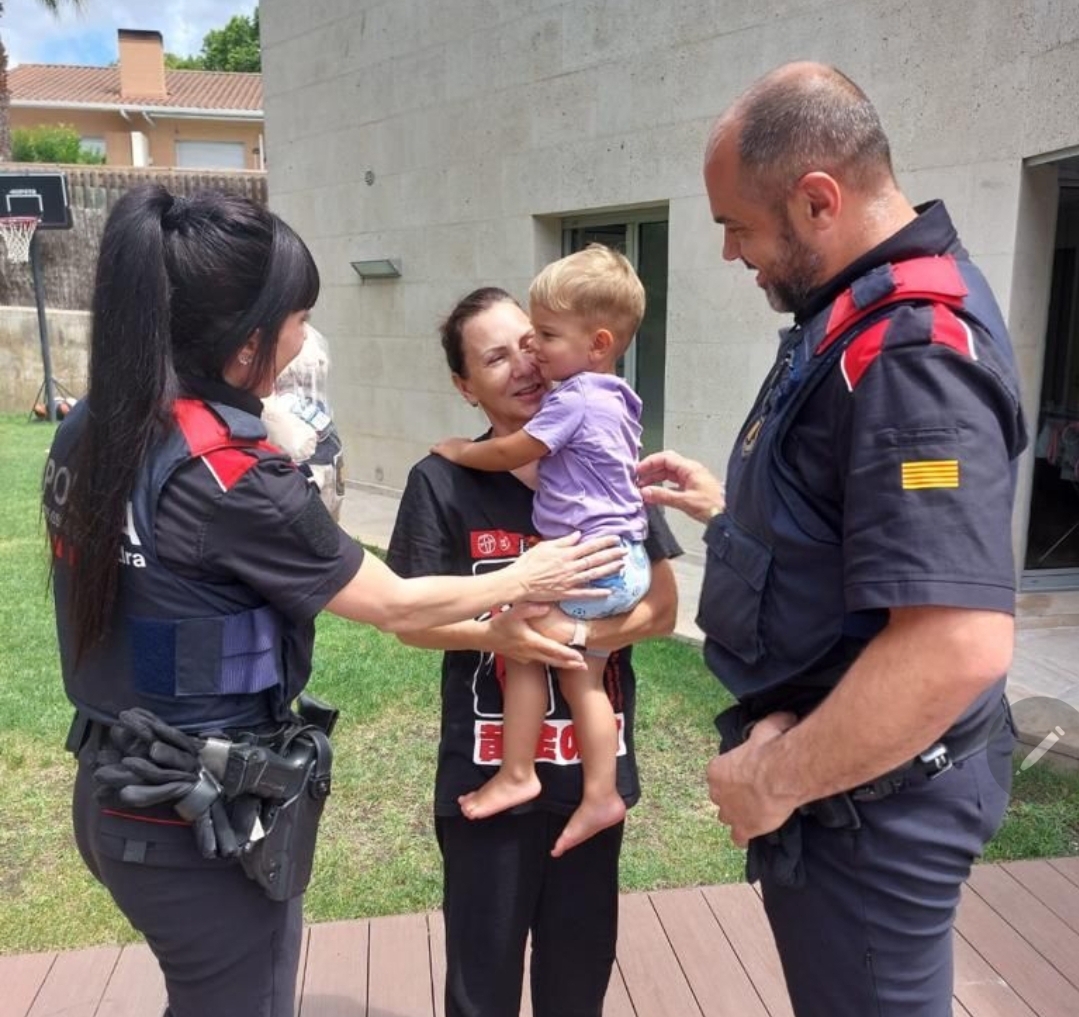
432;437;471;461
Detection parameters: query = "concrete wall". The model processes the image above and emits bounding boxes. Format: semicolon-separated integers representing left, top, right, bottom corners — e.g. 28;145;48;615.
0;306;89;412
260;0;1079;554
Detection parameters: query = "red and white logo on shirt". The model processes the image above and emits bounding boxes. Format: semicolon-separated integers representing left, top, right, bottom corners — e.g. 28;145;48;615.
470;529;526;559
473;715;627;767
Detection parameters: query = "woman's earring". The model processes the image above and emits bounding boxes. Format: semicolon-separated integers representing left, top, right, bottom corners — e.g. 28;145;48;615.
239;354;253;366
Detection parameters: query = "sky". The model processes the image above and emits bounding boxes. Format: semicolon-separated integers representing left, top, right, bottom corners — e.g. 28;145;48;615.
3;0;257;68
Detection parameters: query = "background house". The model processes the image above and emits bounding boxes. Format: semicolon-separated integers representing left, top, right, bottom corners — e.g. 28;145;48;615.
9;28;263;170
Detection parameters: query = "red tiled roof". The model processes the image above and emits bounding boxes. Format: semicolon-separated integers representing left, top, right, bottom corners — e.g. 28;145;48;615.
9;64;262;113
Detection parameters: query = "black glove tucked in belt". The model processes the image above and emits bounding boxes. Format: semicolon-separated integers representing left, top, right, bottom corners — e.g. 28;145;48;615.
93;708;253;860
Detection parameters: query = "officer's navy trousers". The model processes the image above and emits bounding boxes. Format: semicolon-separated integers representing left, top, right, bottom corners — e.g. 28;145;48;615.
73;755;302;1017
761;722;1013;1017
436;811;622;1017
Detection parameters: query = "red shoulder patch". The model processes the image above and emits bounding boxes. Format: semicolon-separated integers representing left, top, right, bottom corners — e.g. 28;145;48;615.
839;305;977;392
201;446;259;492
174;398;230;456
174;398;286;490
929;304;976;359
821;255;967;354
839;319;890;391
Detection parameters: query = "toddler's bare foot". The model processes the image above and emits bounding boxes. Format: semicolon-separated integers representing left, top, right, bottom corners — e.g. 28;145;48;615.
458;771;542;819
551;793;626;857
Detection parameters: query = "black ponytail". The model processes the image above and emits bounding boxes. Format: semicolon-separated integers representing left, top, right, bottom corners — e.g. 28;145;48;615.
63;186;176;660
60;185;319;660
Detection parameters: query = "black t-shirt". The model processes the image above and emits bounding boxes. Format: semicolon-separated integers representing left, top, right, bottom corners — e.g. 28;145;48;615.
387;452;682;817
155;413;364;698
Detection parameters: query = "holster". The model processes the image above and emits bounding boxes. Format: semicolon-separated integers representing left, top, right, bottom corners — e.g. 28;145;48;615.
715;699;868;887
714;703;807;888
65;711;112;758
296;691;339;737
713;693;1006;889
240;723;333;901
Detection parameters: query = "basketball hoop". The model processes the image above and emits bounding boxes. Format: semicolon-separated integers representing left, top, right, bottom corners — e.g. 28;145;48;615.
0;216;39;263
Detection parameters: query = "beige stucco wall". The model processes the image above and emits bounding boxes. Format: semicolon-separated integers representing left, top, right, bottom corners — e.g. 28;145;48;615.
10;107;263;169
261;0;1079;561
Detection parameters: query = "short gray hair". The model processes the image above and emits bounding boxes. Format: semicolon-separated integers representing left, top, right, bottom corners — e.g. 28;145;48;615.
729;64;895;205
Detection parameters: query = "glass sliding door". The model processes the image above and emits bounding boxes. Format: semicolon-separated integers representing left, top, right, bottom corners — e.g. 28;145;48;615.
635;219;668;458
561;208;668;454
1024;166;1079;589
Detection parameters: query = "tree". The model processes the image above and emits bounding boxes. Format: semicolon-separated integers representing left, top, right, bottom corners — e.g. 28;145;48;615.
202;9;260;72
13;122;105;163
0;0;86;161
164;52;204;70
172;10;261;74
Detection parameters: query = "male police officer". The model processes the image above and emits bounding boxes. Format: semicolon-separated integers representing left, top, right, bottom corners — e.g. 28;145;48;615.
640;63;1026;1016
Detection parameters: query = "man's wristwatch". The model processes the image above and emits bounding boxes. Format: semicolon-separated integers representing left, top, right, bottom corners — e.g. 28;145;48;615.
568;619;589;652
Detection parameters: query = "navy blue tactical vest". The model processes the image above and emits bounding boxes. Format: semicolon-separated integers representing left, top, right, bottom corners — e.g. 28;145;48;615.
697;254;1023;703
48;399;298;732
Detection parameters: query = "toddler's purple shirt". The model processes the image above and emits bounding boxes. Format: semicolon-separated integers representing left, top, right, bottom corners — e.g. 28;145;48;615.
523;372;648;541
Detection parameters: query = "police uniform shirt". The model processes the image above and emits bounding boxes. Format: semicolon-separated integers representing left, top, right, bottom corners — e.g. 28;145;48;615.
782;201;1025;623
386;444;683;817
156;387;364;689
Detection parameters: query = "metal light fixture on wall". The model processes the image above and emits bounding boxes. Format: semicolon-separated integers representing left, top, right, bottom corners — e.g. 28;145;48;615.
351;257;402;280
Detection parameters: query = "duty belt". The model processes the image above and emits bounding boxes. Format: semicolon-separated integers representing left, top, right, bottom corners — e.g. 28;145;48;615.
799;741;966;831
65;711;286;758
713;697;1008;886
66;693;338;900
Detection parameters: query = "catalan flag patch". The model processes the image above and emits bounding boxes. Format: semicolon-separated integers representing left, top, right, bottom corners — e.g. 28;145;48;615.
901;459;960;490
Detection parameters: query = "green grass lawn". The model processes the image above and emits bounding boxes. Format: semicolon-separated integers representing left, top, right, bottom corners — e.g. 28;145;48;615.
1;413;1076;954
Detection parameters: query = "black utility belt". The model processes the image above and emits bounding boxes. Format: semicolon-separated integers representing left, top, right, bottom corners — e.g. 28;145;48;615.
73;693;338;900
851;741;956;801
715;699;1002;834
66;712;289;757
802;734;991;832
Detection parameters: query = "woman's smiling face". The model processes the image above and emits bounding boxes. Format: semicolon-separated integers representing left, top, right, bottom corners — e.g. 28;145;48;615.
455;300;547;435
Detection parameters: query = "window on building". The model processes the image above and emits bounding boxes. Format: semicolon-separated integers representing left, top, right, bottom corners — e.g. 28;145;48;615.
175;140;247;170
80;136;107;159
562;209;669;454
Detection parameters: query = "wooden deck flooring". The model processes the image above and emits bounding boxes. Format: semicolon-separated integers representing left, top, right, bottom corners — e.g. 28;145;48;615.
4;857;1079;1017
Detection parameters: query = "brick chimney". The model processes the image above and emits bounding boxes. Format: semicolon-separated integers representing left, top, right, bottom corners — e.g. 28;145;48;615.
118;29;166;99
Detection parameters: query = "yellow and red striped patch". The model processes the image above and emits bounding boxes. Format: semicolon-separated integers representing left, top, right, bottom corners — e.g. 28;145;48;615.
901;459;960;490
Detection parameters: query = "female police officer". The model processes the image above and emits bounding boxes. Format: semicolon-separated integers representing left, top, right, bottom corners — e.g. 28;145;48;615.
43;186;622;1017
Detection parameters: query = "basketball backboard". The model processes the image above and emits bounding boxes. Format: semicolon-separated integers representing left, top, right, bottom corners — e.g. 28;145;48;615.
0;171;72;229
